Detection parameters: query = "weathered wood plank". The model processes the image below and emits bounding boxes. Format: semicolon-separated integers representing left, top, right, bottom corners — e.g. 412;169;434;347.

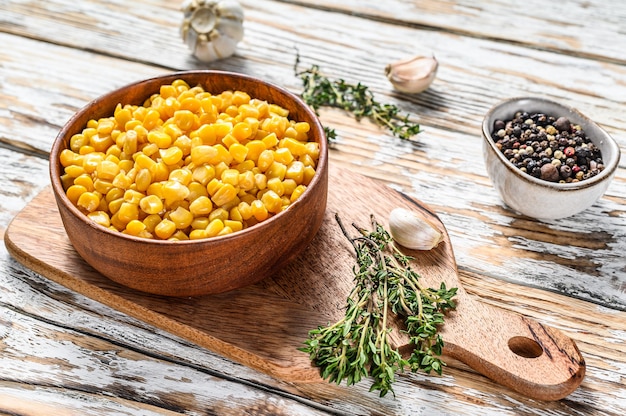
279;0;626;65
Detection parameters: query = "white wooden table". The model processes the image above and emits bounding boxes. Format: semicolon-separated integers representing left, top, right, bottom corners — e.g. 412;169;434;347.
0;0;624;414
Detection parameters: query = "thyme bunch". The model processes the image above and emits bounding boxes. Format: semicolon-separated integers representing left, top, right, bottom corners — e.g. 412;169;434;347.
294;56;421;142
300;214;457;397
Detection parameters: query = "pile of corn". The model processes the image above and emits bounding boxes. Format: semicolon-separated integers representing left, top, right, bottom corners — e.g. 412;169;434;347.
59;79;319;240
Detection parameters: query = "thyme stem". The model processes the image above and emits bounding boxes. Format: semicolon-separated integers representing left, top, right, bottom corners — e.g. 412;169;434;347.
300;213;458;397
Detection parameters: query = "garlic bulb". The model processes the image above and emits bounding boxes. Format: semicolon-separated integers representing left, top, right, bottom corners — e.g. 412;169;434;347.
388;207;443;250
181;0;244;62
385;55;438;94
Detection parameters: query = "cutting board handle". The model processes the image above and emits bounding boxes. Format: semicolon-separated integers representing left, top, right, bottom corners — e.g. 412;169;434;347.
441;295;585;401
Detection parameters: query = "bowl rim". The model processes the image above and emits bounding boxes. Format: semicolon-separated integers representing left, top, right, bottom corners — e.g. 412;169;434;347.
49;70;328;246
482;96;620;191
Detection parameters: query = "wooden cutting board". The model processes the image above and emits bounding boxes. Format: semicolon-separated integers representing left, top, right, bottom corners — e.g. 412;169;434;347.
4;165;584;401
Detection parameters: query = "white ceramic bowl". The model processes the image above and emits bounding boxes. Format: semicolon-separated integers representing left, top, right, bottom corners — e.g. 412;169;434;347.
482;97;620;220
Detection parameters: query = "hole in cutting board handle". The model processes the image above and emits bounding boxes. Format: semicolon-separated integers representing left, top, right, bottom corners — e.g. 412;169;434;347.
508;336;544;358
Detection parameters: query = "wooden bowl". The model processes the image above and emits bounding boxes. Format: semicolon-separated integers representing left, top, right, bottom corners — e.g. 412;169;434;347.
49;71;328;297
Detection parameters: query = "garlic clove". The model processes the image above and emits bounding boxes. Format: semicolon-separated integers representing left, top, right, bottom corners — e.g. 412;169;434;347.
388;207;443;250
385;55;438;94
180;0;244;63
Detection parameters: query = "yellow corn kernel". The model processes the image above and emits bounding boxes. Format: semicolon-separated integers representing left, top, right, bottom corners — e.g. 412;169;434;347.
211;183;237;206
209;119;228;137
190;145;218;166
66;184;87;205
125;119;141;132
283;126;298;139
229;206;243;222
155;218;176;239
143;108;162;130
78;145;96;155
282;178;297;196
269;103;289;117
169;206;194;229
206;178;222;197
285;161;305;183
195;123;216;145
266;162;287;180
82;152;104;174
221;169;239;186
261;132;278;149
273;147;294;165
231;122;251;141
174;110;196;132
235;160;255;173
280;137;308;157
160;84;177;99
117;202;139;223
238;104;260;120
77;192;101;213
217;226;234;236
123;189;144;205
170;230;189;241
291;184;307;202
114;105;133;128
134;168;152;192
192;165;215;186
133;124;149;144
254;173;267;190
237;170;255;191
105;188;125;203
143;214;162;233
245;140;266;162
187;181;208;201
160;146;184;165
73;174;94;191
149;161;170;182
112;172;132;189
189;196;213;216
134;153;156;170
118;159;134;172
237;201;253;220
87;211;111;228
189;229;207;240
208;207;229;222
251;199;269;221
257;150;274;171
162;180;190;205
64;165;85;178
70;134;88;152
180;97;201;113
168;168;192;185
303;165;316;185
139;194;164;215
221;133;238;149
205;218;225;237
108;197;124;215
229;143;248;163
148;130;172;149
146;182;164;199
304;142;320;160
117;130;137;155
125;219;147;236
261;190;283;214
93;179;114;194
141;142;159;157
90;134;114;153
191;217;210;230
267;177;285;196
173;134;191;155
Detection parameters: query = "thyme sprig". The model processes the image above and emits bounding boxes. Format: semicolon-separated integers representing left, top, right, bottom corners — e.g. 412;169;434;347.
300;214;457;397
294;56;421;142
